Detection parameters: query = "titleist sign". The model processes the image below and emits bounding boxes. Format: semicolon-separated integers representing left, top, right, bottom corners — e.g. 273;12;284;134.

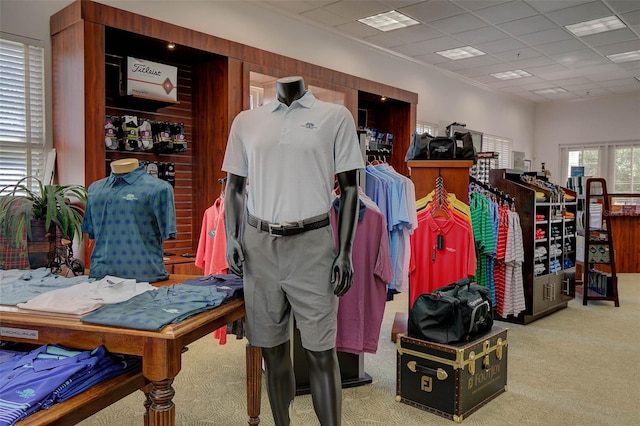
126;57;177;102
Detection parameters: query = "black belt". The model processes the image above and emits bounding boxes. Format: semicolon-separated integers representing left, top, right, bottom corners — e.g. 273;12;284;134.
247;212;330;237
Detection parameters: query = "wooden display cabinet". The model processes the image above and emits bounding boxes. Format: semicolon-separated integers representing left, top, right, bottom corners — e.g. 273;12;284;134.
51;0;417;267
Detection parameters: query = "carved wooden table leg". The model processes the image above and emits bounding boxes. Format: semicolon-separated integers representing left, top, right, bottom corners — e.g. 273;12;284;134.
148;378;176;426
141;383;153;426
246;343;262;425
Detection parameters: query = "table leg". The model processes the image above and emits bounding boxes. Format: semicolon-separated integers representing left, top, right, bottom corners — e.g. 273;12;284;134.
246;343;262;425
147;378;176;426
140;383;153;426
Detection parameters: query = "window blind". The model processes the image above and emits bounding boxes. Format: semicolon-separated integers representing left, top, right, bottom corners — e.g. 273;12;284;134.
0;37;45;191
482;134;512;168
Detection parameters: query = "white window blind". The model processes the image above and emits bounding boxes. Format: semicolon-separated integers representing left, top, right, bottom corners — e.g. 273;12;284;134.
416;121;437;136
0;37;45;191
483;134;512;168
566;147;600;179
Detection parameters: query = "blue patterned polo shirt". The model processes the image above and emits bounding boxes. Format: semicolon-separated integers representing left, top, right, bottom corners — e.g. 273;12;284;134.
82;165;176;282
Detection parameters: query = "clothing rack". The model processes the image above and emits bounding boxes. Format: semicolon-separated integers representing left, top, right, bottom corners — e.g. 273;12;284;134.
469;175;515;207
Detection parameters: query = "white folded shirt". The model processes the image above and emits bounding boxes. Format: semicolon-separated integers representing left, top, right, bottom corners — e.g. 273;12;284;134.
17;275;156;315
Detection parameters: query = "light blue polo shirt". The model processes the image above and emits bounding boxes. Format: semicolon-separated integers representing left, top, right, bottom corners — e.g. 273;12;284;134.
82;165;176;282
222;90;364;223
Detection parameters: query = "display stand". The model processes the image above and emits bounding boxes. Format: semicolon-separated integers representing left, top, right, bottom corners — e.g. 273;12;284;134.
391;160;473;342
575;178;620;306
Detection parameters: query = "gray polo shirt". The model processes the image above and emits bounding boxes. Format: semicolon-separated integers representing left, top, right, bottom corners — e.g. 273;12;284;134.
222;90;364;223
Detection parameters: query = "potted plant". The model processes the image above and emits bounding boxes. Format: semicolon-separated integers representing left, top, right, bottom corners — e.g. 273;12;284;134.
0;176;87;268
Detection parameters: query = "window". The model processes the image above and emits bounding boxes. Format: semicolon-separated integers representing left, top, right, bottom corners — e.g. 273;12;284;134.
416;121;437;136
0;36;46;190
560;143;640;193
566;147;600;179
483;134;512;168
613;145;640;193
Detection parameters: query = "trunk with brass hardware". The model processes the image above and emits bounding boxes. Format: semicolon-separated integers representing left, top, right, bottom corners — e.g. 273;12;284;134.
396;326;508;423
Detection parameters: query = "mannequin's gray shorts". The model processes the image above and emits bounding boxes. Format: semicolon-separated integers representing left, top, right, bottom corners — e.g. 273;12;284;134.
242;221;338;352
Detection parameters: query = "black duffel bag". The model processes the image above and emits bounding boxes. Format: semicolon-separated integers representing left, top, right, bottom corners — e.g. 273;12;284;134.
408;278;493;344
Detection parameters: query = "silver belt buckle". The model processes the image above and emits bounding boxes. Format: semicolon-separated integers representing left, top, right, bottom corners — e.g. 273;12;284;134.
268;222;284;237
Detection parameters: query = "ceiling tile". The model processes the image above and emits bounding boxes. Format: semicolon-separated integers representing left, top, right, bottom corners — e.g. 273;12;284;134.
525;1;592;13
454;1;512;11
333;21;381;38
518;28;573;46
264;1;334;15
606;1;640;14
617;60;640;70
300;8;352;27
473;0;539;24
509;56;557;69
536;68;584;80
596;77;640;87
494;47;543;61
546;1;613;26
363;32;407;48
391;43;429;56
475;37;528;53
550;49;600;64
581;63;627;75
414;35;467;51
535;39;587;55
524;63;572;77
398;1;465;22
586;69;635;81
572;88;614;98
455;26;509;44
620;9;640;26
563;81;606;91
580;28;638;48
565;56;613;68
497;14;557;36
381;0;427;9
550;76;591;86
607;84;640;93
427;13;488;34
594;39;640;55
390;24;445;43
324;1;392;20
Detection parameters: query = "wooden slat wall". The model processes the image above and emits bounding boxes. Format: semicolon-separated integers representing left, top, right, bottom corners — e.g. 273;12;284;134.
104;54;194;252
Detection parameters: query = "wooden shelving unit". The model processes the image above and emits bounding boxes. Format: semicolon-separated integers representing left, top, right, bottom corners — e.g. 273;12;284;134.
575;178;620;307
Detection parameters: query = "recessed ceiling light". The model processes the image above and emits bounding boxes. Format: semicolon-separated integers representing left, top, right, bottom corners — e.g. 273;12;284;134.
435;46;485;60
607;50;640;63
167;42;176;50
565;15;626;37
358;10;419;32
491;70;532;80
532;88;568;95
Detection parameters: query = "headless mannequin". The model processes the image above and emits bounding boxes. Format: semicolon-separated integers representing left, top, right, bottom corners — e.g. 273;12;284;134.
110;158;138;174
225;76;360;426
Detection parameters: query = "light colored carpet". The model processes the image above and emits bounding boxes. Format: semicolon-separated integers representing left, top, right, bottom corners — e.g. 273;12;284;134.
79;274;639;425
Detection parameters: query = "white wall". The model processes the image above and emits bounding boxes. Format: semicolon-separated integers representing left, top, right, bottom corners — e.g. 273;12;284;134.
534;92;640;181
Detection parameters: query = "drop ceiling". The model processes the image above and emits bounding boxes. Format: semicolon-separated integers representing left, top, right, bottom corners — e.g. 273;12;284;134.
264;0;640;102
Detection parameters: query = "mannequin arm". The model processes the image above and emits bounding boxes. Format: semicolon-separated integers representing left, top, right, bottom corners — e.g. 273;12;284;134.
224;173;247;276
331;169;359;296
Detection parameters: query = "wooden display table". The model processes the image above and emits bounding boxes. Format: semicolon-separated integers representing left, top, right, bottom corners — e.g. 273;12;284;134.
1;274;261;425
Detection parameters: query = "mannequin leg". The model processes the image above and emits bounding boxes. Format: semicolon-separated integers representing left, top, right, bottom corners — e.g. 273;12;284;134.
261;341;295;426
304;348;342;426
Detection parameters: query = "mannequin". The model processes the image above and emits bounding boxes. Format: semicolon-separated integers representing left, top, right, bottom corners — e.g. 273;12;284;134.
110;158;139;174
223;76;362;425
82;157;176;283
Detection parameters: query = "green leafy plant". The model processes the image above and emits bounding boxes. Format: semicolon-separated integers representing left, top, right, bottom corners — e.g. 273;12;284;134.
0;176;87;248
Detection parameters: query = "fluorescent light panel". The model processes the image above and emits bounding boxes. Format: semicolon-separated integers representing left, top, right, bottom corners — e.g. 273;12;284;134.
436;46;485;60
607;50;640;63
565;15;626;37
358;10;419;32
491;69;532;80
532;87;568;95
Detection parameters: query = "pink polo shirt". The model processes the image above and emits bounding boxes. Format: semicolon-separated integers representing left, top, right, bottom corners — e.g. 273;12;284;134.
195;197;229;275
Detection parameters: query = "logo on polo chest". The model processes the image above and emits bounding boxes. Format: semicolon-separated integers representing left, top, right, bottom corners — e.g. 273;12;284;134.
301;122;318;130
123;194;138;201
